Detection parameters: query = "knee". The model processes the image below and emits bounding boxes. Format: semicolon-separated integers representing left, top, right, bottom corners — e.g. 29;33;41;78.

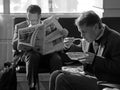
50;53;62;65
51;70;62;75
51;53;61;60
25;51;41;64
50;70;62;80
26;51;40;59
56;72;67;85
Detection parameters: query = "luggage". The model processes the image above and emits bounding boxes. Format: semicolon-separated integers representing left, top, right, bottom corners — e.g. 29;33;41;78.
0;62;17;90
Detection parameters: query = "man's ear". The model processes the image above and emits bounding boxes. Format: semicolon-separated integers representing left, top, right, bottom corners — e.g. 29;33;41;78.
39;14;41;20
93;23;99;33
94;23;99;30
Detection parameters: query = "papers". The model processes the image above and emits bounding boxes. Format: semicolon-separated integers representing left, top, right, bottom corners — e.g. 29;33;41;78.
66;52;88;60
62;66;85;74
18;24;43;51
18;15;65;55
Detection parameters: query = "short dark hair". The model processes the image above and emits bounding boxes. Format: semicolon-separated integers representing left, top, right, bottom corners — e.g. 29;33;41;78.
75;10;102;28
27;5;41;15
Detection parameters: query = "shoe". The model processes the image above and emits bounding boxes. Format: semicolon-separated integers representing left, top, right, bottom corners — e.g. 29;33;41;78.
29;87;36;90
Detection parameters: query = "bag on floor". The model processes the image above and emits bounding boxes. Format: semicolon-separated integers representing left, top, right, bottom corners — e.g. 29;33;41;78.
0;62;17;90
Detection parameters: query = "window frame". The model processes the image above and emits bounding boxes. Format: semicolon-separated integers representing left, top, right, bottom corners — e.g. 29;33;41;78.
3;0;103;18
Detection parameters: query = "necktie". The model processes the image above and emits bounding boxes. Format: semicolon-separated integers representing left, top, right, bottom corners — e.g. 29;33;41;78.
88;43;95;53
93;41;99;53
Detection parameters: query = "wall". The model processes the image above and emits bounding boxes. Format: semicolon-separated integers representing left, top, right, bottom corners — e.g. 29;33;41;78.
103;0;120;17
0;14;13;67
93;0;120;17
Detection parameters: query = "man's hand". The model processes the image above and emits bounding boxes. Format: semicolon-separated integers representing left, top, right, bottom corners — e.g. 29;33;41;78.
79;52;95;64
60;28;69;37
64;37;74;49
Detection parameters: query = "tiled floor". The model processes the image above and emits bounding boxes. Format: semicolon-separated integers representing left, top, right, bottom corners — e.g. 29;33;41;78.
17;73;50;90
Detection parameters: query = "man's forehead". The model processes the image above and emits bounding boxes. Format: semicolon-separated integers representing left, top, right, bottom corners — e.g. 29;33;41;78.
27;13;39;19
79;25;89;31
79;25;95;33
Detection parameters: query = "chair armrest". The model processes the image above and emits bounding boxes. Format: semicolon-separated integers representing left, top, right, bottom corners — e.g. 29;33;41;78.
97;81;120;89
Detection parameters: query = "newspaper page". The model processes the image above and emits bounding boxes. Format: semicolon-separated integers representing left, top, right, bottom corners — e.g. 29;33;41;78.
18;15;65;55
41;16;65;55
34;16;65;55
18;24;44;51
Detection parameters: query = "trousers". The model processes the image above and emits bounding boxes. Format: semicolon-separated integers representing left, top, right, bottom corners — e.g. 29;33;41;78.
49;70;100;90
14;50;63;88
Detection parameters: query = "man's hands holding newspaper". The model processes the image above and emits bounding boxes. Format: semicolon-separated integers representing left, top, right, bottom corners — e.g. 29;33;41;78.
79;52;95;64
59;28;69;37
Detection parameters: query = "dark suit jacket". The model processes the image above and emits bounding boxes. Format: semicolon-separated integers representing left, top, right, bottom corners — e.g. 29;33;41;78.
87;25;120;84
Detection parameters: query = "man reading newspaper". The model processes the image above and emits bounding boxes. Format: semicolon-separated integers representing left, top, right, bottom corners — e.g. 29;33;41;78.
12;5;68;90
18;15;65;55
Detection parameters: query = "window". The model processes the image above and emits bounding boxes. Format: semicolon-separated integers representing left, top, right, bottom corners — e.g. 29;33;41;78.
0;0;3;13
52;0;94;13
10;0;103;17
10;0;95;13
10;0;49;13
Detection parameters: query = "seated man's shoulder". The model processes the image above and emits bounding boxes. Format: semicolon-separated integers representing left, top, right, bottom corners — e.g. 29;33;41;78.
15;21;28;29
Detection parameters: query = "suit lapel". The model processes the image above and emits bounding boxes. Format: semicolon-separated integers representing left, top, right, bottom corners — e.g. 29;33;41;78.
96;26;109;56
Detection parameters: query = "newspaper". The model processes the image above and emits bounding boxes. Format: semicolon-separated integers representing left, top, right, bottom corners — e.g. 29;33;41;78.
18;16;65;55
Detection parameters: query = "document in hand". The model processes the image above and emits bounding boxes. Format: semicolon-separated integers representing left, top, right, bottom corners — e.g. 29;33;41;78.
18;16;65;55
